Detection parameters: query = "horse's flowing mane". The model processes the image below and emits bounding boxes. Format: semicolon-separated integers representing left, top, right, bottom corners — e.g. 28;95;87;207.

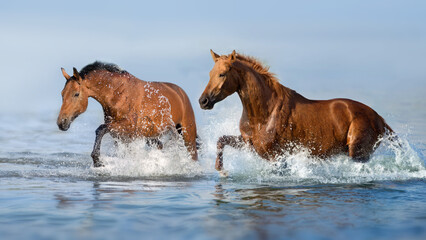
236;53;297;100
79;61;128;78
236;54;279;85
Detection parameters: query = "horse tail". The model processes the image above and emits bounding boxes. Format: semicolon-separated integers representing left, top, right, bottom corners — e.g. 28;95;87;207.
383;121;403;148
384;122;397;140
384;122;394;134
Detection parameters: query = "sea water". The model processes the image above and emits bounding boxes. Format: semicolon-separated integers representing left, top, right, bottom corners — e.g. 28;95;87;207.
0;101;425;240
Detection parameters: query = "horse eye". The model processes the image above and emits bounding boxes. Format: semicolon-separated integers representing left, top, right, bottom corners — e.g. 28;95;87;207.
74;92;80;97
219;73;226;77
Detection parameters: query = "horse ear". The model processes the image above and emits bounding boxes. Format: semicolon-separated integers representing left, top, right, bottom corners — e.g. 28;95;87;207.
61;68;71;80
73;67;82;83
210;49;220;62
229;50;237;63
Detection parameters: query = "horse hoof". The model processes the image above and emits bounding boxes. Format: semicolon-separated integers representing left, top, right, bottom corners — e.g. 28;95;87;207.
218;170;229;178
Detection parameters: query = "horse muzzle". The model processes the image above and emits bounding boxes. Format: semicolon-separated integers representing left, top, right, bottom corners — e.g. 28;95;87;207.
199;95;216;110
57;115;78;131
57;118;71;131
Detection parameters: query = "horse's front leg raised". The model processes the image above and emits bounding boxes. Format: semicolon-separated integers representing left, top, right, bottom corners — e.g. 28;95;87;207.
91;124;109;167
216;135;245;171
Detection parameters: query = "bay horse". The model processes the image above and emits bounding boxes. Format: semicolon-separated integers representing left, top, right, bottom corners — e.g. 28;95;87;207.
199;50;393;172
57;62;198;167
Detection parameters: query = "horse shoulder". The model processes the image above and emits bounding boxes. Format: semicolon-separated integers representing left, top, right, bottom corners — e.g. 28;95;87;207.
239;108;252;142
248;101;285;146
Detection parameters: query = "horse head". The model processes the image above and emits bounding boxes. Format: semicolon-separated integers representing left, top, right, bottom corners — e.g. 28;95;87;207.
199;50;239;109
57;67;89;131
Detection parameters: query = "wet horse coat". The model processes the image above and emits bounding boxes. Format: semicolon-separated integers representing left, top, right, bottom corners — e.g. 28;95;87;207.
58;62;198;167
199;50;392;171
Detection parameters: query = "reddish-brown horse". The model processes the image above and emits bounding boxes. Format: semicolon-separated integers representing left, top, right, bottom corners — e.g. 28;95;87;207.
58;62;198;167
199;50;393;172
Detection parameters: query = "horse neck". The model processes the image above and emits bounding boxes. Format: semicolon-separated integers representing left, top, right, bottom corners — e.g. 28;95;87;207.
234;64;283;121
84;70;138;117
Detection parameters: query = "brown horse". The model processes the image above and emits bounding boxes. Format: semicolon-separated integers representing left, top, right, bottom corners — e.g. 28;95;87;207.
58;62;198;167
199;50;393;172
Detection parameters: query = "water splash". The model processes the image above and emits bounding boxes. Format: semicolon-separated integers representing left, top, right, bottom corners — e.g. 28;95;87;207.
7;104;421;184
94;134;204;178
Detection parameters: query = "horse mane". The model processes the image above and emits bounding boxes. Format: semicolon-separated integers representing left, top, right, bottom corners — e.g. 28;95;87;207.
79;61;128;78
236;54;279;85
236;53;297;100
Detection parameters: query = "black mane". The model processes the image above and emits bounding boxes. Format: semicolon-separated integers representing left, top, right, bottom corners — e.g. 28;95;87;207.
79;61;127;78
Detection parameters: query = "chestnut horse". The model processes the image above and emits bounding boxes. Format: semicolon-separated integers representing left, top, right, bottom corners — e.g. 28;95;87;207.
58;62;198;167
199;50;393;172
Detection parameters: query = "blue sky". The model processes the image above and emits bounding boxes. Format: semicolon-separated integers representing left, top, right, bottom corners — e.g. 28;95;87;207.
0;0;425;115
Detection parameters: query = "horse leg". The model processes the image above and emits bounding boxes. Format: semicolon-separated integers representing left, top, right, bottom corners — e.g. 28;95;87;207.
146;138;163;150
91;124;109;167
216;135;245;171
178;121;198;161
347;120;376;163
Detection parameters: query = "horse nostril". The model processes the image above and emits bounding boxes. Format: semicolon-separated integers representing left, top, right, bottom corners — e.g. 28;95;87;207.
200;97;209;106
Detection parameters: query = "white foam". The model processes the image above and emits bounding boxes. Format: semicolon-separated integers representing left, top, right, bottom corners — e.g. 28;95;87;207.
93;134;204;178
